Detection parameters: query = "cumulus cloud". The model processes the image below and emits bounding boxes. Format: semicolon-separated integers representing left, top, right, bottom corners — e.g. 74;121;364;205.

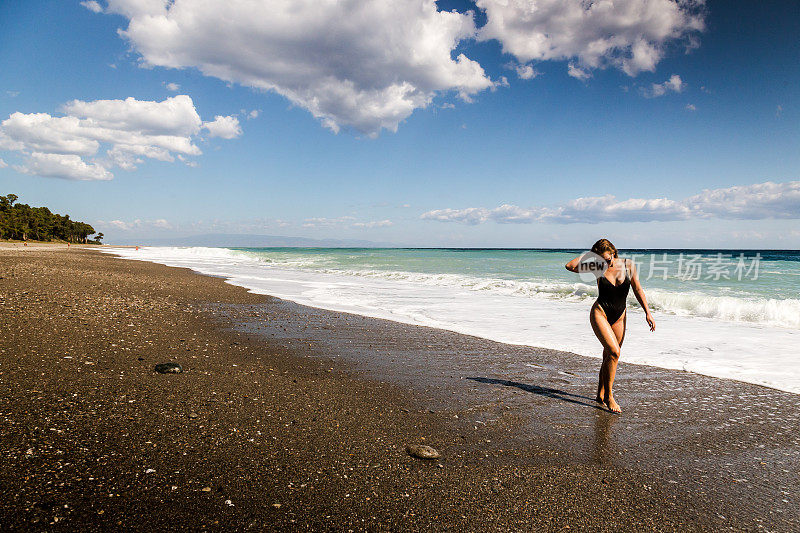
514;64;540;80
203;115;242;139
682;181;800;220
99;0;495;136
80;1;103;13
300;216;392;229
97;218;175;231
82;1;707;134
0;95;238;180
352;219;394;228
301;216;357;228
0;158;7;168
165;82;180;92
642;74;685;98
476;0;705;77
99;217;297;234
547;194;691;223
13;153;113;181
421;205;543;225
421;181;800;224
106;219;140;230
152;218;172;229
567;63;592;81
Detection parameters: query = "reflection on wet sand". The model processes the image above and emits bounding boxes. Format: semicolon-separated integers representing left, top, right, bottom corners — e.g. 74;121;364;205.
592;411;620;464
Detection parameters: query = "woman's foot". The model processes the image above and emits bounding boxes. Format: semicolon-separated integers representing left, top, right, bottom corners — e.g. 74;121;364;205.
603;394;622;414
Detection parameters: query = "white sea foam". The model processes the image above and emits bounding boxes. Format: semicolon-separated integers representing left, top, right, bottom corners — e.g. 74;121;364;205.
307;268;800;329
104;246;800;394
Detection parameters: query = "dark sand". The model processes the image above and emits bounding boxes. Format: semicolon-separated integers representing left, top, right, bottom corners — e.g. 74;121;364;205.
0;247;796;531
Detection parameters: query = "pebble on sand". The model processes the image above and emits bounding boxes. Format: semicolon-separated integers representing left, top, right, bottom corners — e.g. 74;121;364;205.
405;444;441;460
154;362;183;374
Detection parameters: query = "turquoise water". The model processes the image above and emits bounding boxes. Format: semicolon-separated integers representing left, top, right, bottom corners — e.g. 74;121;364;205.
106;246;800;393
230;248;800;327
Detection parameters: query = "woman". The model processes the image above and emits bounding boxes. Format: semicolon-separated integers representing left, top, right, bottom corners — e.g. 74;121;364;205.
565;239;655;413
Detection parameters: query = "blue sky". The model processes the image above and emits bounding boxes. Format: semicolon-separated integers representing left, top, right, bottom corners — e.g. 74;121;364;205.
0;0;798;248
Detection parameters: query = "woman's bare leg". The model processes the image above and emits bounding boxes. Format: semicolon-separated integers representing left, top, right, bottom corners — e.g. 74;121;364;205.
590;305;626;413
598;312;626;400
596;350;610;402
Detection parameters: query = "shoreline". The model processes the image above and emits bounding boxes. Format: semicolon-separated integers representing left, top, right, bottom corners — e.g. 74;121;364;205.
103;245;800;396
1;247;797;530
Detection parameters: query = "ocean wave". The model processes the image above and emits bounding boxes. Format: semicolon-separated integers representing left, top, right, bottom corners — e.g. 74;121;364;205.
108;247;800;329
644;289;800;329
276;264;800;329
102;246;800;394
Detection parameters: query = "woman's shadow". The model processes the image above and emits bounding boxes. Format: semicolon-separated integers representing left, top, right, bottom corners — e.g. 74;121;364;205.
467;376;606;411
468;376;620;461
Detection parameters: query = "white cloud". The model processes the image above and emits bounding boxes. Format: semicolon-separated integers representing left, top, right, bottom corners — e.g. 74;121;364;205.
567;63;592;81
301;216;357;228
247;109;260;120
642;74;685;98
152;218;172;229
101;0;494;136
165;82;180;92
477;0;705;77
685;103;696;111
97;218;173;231
106;219;139;230
63;95;202;137
203;115;242;139
0;95;238;180
352;219;393;228
421;207;493;225
299;216;390;229
546;194;691;223
514;64;540;80
80;1;104;13
14;153;113;181
0;157;7;168
421;181;800;224
683;181;800;220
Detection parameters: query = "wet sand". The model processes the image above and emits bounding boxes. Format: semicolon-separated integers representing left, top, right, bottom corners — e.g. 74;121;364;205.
0;246;797;530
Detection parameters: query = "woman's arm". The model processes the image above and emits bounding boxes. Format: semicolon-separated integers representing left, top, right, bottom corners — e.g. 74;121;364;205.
565;254;584;272
628;259;655;331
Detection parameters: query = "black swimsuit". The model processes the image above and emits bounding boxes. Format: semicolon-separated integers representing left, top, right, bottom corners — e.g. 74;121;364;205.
596;260;631;325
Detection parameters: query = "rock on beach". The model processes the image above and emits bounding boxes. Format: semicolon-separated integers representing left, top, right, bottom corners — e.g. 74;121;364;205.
405;444;441;460
154;362;183;374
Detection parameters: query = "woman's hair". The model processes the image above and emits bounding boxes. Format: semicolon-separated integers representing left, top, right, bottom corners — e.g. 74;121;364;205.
591;238;618;258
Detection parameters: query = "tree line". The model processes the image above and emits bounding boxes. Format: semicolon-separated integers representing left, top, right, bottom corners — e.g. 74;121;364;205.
0;194;103;243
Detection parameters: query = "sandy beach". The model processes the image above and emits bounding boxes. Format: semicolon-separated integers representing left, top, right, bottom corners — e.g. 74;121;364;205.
0;245;797;531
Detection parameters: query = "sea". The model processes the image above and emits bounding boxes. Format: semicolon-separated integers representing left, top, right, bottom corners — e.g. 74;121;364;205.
105;247;800;394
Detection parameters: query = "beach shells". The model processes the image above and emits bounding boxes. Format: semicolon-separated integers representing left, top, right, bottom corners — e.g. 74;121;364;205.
405;444;441;460
154;362;183;374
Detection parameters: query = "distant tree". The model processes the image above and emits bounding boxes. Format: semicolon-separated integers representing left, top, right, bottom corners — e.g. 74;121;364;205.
0;193;100;243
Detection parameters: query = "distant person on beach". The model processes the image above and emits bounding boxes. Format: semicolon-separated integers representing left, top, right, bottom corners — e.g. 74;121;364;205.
565;239;655;413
